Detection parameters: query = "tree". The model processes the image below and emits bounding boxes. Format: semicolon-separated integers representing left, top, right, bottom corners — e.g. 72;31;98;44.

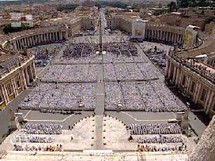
168;1;177;12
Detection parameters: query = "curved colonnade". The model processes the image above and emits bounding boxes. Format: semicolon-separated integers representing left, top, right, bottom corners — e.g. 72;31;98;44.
0;15;94;110
108;16;185;45
145;23;184;46
165;29;215;117
0;19;81;110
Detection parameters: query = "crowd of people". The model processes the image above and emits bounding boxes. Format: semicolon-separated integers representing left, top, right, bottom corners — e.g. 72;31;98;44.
129;123;182;135
19;41;186;112
20;79;185;112
55;43;145;65
137;143;187;152
41;64;99;82
19;83;96;111
28;43;63;68
105;81;186;112
140;42;173;74
24;123;63;135
137;135;184;144
15;135;54;143
14;144;62;152
41;62;158;82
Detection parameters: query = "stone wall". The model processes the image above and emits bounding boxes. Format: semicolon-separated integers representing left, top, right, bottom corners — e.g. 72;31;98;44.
189;116;215;161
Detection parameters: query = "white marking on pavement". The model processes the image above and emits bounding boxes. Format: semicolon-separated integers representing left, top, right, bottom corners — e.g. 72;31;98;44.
121;112;170;122
26;114;73;123
24;110;31;119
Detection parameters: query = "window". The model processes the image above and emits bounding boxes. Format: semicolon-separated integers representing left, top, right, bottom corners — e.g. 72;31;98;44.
6;83;13;96
182;75;186;86
190;81;196;93
16;76;21;88
200;88;207;102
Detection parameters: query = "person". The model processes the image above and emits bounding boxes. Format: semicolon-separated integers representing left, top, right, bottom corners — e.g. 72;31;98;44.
68;125;71;130
71;136;73;141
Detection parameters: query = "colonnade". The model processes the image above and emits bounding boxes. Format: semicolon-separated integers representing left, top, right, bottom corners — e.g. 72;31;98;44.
165;54;215;117
207;58;215;68
11;31;68;50
145;29;184;45
0;60;36;109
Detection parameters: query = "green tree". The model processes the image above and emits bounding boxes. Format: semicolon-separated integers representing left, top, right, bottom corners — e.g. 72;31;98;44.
168;1;177;12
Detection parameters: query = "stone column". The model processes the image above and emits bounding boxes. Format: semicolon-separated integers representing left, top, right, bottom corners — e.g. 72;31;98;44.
49;33;51;42
172;66;177;84
204;90;211;114
29;64;34;81
19;71;26;90
11;78;18;96
59;32;63;40
175;66;180;85
167;61;172;79
25;68;30;86
23;38;27;47
31;36;34;46
194;83;202;103
18;40;21;49
65;31;68;40
184;75;191;94
32;62;37;80
30;37;33;46
2;85;10;103
165;59;170;77
16;41;19;50
0;85;9;104
13;42;17;50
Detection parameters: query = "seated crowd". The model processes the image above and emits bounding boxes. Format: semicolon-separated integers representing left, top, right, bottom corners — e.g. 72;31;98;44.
14;144;62;152
15;135;54;143
129;123;182;135
137;143;187;152
137;135;184;144
19;83;96;111
24;123;63;135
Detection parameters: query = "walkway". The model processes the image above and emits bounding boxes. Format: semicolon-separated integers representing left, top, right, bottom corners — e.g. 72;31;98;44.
94;58;105;149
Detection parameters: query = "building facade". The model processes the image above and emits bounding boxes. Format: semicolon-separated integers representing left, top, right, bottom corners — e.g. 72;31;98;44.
0;16;95;110
107;15;193;47
0;52;35;110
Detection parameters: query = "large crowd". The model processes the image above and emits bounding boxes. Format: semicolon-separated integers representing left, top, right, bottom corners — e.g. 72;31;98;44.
105;81;186;112
38;42;160;83
129;123;182;135
19;83;96;111
41;64;99;82
24;123;63;135
20;80;186;112
28;43;63;67
140;42;173;74
41;62;158;82
55;43;146;64
19;41;186;112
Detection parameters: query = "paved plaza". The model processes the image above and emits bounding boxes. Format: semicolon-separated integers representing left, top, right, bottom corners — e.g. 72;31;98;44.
0;33;205;161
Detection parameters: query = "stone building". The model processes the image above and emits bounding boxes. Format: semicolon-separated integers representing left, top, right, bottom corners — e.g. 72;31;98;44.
0;15;95;110
0;49;35;110
107;14;215;117
165;25;215;118
107;15;192;46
